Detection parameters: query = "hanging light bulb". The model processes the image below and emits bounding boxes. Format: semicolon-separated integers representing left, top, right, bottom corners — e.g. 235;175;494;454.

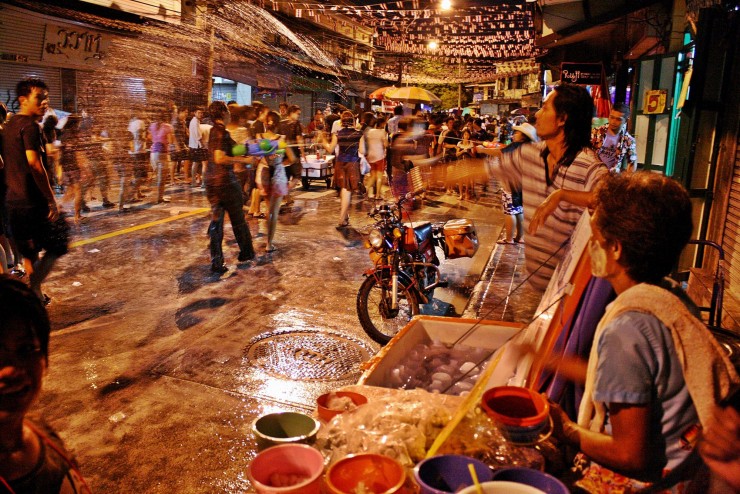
440;0;452;10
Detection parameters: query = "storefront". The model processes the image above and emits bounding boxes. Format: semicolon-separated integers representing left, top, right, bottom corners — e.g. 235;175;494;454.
0;3;110;112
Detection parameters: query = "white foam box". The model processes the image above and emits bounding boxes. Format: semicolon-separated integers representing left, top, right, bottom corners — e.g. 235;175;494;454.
358;315;524;390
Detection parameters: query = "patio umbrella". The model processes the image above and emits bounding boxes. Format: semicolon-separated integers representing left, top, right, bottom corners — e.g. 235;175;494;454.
384;86;441;105
369;86;397;100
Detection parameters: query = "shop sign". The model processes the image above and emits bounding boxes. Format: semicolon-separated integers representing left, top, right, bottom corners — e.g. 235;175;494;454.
560;62;602;85
42;23;109;66
473;92;483;102
643;89;668;114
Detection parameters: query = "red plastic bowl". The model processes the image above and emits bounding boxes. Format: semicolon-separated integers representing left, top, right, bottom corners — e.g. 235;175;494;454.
481;386;549;428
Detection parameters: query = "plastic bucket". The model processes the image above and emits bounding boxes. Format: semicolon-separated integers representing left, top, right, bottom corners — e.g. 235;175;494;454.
247;444;325;494
490;468;569;494
481;387;550;444
325;454;406;494
414;455;493;494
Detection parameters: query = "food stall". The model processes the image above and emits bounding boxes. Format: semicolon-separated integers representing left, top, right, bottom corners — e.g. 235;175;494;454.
246;217;596;494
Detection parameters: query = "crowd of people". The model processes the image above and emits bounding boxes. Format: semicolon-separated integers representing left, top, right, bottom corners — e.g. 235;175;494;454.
1;78;739;493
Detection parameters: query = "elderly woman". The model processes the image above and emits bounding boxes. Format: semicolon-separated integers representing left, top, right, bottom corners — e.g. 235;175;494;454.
317;110;363;228
550;172;739;492
0;275;92;493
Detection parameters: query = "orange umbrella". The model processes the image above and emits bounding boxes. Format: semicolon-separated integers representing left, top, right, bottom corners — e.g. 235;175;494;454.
369;86;397;100
384;86;441;105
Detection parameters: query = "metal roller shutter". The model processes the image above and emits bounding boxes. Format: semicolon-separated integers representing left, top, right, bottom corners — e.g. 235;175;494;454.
723;134;740;300
0;63;63;111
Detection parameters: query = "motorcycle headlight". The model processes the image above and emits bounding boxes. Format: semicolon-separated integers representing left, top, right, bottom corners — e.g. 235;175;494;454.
393;227;403;239
368;229;384;248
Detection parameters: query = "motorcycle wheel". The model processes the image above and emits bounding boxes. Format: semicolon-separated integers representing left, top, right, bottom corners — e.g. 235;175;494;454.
357;275;420;345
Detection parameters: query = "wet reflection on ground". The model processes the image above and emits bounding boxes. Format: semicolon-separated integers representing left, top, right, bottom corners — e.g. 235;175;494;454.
33;180;538;492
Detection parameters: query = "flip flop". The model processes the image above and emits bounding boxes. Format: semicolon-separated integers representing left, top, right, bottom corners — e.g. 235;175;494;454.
496;239;514;244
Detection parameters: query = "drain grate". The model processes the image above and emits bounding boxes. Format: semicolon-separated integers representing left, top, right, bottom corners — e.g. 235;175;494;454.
245;330;374;381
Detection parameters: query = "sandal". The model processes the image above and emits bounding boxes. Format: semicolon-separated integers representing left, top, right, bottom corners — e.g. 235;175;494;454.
336;220;350;230
265;245;277;253
497;239;514;245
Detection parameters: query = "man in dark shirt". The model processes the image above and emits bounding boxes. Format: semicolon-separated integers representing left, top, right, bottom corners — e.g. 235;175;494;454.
0;79;68;303
204;100;255;274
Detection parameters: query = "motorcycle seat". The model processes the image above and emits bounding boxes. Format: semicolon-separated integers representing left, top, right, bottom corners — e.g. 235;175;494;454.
409;222;433;245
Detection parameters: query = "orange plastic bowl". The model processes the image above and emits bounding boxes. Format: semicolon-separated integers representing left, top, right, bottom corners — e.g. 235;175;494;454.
316;391;368;422
325;454;406;494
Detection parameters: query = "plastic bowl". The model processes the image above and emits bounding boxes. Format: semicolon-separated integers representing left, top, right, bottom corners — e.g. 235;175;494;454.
458;481;548;494
316;391;368;422
490;467;569;494
481;387;550;444
325;454;406;494
252;412;321;449
247;443;325;494
414;455;493;494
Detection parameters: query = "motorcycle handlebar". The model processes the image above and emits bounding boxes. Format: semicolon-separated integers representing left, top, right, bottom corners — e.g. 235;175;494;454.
368;189;426;218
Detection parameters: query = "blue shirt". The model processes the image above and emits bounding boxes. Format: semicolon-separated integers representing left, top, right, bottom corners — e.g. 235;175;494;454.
594;311;699;479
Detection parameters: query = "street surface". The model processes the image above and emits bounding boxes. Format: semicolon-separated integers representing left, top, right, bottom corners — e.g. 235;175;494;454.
32;179;509;492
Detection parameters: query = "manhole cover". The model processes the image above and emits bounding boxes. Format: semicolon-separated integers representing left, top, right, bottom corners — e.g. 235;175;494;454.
245;330;374;381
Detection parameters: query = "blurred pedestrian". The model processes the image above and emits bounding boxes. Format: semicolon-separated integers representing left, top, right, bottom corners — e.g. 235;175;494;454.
0;275;92;493
171;105;190;182
497;122;538;244
257;111;293;253
148;108;174;203
0;79;69;303
59;115;92;223
189;106;206;187
204;101;255;274
361;115;388;199
278;105;304;207
317;111;363;228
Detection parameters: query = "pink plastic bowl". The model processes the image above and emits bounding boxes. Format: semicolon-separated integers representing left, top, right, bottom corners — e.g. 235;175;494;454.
247;443;325;494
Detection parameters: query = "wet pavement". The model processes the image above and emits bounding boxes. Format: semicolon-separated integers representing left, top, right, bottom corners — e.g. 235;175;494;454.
31;176;537;492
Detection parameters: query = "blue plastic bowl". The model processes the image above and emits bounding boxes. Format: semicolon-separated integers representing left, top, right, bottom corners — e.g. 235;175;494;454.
490;467;569;494
414;455;493;494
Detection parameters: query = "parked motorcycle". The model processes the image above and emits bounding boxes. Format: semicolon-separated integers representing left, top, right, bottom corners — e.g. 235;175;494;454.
356;193;479;344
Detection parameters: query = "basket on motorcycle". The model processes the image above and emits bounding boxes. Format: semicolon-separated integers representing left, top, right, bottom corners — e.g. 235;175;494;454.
443;219;479;259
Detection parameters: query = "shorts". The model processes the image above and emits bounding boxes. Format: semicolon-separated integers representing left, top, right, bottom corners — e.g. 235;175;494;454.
190;148;208;162
171;149;190;162
7;207;70;259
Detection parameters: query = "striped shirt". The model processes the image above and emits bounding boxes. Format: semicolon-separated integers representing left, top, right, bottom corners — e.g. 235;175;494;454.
489;141;608;291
